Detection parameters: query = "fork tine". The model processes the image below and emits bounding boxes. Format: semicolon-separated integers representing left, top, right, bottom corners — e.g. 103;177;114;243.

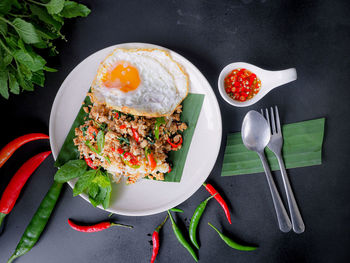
260;109;264;117
275;106;282;134
265;108;271;130
270;107;276;134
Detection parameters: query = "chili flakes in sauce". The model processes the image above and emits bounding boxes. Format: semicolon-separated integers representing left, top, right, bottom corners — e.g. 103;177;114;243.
224;68;261;102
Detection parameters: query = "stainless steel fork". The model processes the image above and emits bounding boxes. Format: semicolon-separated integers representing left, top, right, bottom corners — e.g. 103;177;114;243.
261;106;305;234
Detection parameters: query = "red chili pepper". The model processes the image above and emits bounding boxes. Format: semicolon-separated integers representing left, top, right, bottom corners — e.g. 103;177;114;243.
0;133;49;168
203;183;232;224
150;215;168;263
131;127;140;143
117;148;124;155
119;125;127;129
84;156;97;169
166;136;183;149
168;165;172;173
0;151;51;227
67;219;132;233
124;152;139;165
147;153;157;171
114;112;119;119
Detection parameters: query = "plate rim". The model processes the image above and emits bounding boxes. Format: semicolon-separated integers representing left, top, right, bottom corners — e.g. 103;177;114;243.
49;42;222;216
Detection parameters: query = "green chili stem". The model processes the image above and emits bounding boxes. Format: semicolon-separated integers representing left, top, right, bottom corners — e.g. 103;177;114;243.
170;208;184;213
110;223;133;229
155;215;168;232
0;212;6;227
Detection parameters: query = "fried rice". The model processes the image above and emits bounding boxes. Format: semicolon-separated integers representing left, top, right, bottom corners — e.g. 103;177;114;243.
73;94;187;184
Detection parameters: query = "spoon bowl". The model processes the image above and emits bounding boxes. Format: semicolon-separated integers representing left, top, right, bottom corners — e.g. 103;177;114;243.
218;62;297;107
242;110;271;152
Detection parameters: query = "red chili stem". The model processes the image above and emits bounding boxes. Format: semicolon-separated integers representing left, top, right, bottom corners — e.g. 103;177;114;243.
0;151;52;219
203;183;232;224
67;219;133;233
151;215;168;263
0;133;49;168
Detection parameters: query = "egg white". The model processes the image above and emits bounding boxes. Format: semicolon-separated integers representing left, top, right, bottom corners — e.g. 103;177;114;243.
91;48;189;117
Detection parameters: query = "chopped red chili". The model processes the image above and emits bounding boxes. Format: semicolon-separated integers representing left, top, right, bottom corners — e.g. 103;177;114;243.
117;148;124;155
131;127;140;143
167;135;183;149
84;156;97;169
224;68;261;102
119;125;127;129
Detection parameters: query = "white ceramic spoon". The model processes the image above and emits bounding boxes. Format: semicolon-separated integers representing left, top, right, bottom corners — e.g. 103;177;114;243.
218;62;297;107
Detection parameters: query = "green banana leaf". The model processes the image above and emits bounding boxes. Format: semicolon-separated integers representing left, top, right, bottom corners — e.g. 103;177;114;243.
55;93;205;183
221;118;325;176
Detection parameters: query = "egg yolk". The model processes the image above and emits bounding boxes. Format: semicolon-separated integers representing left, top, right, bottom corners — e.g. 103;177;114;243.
102;61;141;92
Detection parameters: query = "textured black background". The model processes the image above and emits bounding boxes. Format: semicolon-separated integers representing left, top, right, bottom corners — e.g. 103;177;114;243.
0;0;349;262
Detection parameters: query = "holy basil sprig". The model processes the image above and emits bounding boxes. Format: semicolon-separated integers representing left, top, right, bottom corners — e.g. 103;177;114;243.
54;159;112;209
0;0;91;99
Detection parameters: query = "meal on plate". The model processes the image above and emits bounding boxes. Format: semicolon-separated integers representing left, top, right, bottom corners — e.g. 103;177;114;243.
73;48;189;184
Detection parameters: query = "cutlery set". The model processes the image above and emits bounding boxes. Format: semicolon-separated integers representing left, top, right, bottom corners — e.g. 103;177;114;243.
242;106;305;233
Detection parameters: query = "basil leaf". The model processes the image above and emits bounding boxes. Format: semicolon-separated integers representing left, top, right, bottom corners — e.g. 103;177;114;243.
60;1;91;18
0;0;13;14
102;184;112;209
0;20;8;35
92;173;111;188
13;50;34;69
54;159;87;183
84;140;99;154
29;4;62;31
95;187;107;205
12;18;42;44
0;70;9;99
9;73;19;94
73;170;96;196
32;70;45;87
46;0;65;15
88;183;99;199
118;136;130;145
96;130;104;153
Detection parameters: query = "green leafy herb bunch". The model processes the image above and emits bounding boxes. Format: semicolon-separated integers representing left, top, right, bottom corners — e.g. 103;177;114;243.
0;0;91;99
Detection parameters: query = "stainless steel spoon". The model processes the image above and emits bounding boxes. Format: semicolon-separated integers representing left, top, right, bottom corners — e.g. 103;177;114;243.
241;110;292;232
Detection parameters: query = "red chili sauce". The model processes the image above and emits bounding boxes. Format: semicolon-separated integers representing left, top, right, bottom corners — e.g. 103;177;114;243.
224;68;261;102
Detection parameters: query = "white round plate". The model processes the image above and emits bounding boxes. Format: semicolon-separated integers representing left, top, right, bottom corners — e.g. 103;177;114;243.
49;43;222;216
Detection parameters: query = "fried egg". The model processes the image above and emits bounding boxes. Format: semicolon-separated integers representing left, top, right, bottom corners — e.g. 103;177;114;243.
91;48;189;117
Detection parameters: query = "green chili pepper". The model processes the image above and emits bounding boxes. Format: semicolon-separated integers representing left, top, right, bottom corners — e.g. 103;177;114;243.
208;222;257;251
189;194;216;249
167;210;198;262
7;182;63;263
154;117;165;140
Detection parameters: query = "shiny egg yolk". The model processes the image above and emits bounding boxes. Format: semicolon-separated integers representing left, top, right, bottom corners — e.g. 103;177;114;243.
102;62;141;92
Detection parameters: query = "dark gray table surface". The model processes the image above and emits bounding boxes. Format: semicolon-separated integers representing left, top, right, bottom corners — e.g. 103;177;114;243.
1;0;349;262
